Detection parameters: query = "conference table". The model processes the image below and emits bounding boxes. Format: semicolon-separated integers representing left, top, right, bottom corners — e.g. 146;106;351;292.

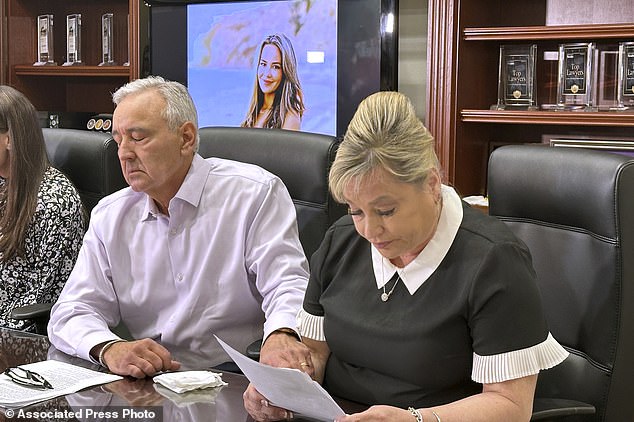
0;329;365;422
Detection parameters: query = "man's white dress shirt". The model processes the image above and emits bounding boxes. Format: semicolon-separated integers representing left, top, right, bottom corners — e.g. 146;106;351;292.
49;154;309;367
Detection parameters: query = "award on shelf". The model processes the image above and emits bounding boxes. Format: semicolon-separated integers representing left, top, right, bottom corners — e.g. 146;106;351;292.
616;42;634;110
492;44;537;110
123;14;130;67
63;14;83;66
99;13;117;66
556;43;595;110
34;15;56;66
594;47;619;110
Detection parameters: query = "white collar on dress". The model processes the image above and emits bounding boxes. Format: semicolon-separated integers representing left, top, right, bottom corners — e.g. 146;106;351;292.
371;185;463;295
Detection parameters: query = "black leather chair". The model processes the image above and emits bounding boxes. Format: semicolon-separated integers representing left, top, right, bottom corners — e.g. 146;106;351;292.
41;128;127;214
198;126;346;260
10;128;127;333
198;127;347;360
487;145;634;422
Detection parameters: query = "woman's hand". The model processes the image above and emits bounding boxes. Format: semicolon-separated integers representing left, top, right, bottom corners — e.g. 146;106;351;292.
336;405;413;421
243;383;293;421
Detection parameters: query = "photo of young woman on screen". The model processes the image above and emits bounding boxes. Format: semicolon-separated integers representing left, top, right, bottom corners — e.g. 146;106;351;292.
187;0;337;136
241;33;305;130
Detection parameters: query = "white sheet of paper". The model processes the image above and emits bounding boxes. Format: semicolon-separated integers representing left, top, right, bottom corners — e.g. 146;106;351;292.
0;360;122;408
215;335;345;421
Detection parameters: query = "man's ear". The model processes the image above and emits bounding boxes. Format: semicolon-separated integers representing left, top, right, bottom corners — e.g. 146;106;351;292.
180;121;197;153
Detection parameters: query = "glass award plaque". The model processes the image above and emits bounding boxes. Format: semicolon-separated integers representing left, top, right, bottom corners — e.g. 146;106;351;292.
99;13;117;66
123;14;130;67
594;47;619;110
492;44;537;110
34;15;56;66
556;43;595;110
63;14;83;66
616;42;634;110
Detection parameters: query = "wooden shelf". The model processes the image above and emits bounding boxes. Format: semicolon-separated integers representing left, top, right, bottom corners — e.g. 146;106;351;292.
464;23;634;41
428;1;634;196
15;65;131;77
461;110;634;127
4;0;143;114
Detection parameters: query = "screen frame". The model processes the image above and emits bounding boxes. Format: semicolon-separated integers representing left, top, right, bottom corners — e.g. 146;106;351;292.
147;0;398;136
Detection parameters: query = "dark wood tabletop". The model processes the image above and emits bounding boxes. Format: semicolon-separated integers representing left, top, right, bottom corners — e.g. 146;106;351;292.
0;329;365;422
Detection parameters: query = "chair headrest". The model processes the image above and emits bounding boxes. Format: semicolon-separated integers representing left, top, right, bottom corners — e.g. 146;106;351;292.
488;145;634;239
197;126;340;205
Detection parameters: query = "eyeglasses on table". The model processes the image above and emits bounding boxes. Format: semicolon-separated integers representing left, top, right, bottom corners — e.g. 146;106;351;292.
3;366;53;390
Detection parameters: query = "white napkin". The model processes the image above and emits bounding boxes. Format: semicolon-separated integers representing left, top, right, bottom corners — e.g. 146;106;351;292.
154;383;225;406
153;371;227;394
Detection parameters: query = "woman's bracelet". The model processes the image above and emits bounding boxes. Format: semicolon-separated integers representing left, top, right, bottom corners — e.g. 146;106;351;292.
431;410;442;422
408;407;423;422
98;339;126;368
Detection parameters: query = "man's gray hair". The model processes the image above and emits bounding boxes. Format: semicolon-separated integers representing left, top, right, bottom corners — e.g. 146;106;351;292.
113;76;200;149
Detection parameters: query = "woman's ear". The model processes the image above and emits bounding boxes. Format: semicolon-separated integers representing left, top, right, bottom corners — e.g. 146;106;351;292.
424;168;442;203
0;133;10;150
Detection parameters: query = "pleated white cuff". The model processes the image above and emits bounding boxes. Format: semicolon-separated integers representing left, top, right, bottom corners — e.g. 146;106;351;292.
472;332;569;384
297;309;326;341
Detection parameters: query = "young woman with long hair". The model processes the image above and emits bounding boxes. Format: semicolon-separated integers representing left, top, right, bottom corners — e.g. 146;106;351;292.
0;85;85;331
241;33;305;130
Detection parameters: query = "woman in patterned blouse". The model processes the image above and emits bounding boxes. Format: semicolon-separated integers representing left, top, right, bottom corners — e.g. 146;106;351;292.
0;85;85;331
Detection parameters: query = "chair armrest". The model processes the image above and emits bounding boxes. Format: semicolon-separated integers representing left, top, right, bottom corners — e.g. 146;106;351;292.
10;303;54;335
531;398;596;421
246;339;262;361
11;303;53;320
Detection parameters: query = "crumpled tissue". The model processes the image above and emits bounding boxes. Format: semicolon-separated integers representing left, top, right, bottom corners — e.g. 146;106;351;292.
153;371;228;394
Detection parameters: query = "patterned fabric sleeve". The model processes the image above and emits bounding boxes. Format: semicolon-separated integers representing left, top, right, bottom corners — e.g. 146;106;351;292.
30;168;86;303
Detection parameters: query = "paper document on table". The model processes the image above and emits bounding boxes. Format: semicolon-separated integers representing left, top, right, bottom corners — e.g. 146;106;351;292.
0;359;122;408
215;335;345;421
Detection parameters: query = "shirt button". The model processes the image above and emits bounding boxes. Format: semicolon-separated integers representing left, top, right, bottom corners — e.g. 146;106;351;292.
170;228;177;235
177;273;184;282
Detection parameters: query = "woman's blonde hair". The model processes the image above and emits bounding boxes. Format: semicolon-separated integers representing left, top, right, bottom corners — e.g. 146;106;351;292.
329;91;438;203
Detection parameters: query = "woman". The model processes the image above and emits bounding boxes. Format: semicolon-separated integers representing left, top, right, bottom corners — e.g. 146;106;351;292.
241;33;305;130
0;85;85;331
245;92;568;421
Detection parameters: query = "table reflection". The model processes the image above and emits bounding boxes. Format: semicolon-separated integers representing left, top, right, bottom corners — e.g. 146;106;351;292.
48;347;250;422
0;329;364;422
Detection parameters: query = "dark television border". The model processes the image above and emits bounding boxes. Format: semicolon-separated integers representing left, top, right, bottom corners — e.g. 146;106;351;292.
146;0;398;136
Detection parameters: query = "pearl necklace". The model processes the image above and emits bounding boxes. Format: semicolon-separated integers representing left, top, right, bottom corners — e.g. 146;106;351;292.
381;274;401;302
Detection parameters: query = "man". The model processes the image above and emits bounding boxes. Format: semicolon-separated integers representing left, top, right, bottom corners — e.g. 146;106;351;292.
48;76;311;378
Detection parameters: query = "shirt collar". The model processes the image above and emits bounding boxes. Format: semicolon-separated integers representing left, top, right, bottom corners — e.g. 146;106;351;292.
141;154;210;221
371;185;463;295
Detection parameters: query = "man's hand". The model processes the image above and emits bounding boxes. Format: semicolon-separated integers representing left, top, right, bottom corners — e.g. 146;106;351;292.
94;338;181;378
103;377;165;406
259;330;314;378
